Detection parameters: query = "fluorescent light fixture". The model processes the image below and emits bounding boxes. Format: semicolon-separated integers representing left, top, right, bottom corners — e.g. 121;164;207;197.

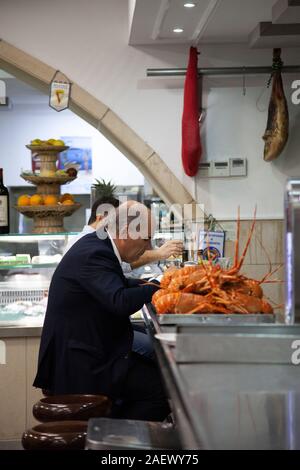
173;28;184;33
184;2;196;7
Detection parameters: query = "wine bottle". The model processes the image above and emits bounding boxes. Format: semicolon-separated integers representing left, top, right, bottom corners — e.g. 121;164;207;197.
0;168;9;234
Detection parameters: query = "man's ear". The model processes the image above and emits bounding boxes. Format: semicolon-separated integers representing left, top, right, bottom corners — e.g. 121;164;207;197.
96;214;104;223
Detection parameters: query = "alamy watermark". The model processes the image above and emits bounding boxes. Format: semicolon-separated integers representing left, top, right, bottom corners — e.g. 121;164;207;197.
291;80;300;105
94;199;205;248
291;340;300;365
0;79;6;105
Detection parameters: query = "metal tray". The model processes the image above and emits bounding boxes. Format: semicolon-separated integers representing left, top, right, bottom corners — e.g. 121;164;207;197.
156;313;275;325
175;330;300;364
176;324;294;335
86;418;181;450
148;302;275;325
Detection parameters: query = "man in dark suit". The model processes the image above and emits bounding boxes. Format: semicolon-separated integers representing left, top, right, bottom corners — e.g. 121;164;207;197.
33;201;170;421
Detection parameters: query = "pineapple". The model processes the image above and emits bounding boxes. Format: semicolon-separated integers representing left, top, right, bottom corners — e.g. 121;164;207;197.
91;178;117;201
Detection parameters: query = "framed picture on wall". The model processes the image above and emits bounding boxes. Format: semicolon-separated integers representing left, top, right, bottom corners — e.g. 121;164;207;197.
59;136;93;194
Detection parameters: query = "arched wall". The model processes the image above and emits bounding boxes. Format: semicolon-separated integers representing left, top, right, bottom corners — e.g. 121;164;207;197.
0;39;195;208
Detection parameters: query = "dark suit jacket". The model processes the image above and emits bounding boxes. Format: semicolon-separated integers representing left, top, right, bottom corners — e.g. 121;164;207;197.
33;231;158;398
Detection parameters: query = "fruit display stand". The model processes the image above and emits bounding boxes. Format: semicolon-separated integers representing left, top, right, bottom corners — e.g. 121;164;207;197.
14;145;81;234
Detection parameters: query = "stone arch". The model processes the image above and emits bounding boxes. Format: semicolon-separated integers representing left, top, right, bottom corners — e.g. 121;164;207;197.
0;39;195;207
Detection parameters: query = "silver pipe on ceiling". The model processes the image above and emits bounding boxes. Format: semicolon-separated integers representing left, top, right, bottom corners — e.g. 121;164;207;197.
147;66;300;77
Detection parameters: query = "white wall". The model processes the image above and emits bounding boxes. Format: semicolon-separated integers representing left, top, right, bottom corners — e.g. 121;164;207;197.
0;104;144;189
197;73;300;219
1;0;300;217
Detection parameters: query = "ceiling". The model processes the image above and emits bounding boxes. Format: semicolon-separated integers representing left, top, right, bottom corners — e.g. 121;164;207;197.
129;0;300;47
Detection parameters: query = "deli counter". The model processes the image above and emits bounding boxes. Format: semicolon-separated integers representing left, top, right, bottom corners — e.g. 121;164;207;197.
0;232;79;332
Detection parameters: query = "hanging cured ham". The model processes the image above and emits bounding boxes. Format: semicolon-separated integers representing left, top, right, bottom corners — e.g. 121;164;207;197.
263;48;289;162
181;47;202;177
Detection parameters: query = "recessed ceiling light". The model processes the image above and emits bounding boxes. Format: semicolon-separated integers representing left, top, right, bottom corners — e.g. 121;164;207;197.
173;28;184;33
184;2;196;7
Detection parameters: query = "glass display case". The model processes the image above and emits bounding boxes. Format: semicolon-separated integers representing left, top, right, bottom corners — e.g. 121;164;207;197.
0;232;79;326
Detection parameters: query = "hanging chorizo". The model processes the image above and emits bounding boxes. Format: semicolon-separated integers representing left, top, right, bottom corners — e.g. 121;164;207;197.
182;47;202;176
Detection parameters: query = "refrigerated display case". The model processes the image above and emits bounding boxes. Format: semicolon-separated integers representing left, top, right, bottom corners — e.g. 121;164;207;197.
0;232;79;326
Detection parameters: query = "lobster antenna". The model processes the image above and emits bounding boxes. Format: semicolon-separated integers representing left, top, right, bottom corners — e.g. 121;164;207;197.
234;206;241;268
201;258;215;290
254;230;272;281
236;206;257;271
260;264;283;284
205;230;213;265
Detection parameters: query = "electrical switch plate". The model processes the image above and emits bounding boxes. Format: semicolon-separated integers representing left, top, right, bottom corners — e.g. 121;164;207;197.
211;161;230;177
229;158;247;176
198;162;212;177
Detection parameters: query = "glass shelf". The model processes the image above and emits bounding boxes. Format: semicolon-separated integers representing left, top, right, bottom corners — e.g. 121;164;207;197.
0;232;79;242
0;263;58;270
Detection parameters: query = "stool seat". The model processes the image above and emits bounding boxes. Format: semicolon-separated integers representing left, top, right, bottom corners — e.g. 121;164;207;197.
22;421;87;450
33;394;111;422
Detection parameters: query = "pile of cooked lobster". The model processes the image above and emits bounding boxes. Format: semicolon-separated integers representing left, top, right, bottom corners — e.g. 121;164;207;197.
152;212;279;316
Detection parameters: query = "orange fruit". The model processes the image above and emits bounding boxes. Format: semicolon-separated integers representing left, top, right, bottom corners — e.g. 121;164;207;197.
17;195;31;206
62;199;74;205
60;193;74;203
30;194;44;206
44;195;58;206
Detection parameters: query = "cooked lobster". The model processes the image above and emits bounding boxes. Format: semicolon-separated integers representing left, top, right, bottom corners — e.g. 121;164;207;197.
152;209;279;315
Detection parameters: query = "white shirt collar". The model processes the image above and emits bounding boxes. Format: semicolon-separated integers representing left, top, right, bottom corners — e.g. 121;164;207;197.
82;225;96;234
106;230;122;266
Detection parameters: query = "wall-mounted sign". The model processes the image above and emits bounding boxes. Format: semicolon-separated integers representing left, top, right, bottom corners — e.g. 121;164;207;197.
198;230;225;260
49;71;72;112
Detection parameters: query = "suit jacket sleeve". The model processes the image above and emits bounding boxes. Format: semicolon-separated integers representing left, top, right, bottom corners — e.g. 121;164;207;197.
79;251;159;318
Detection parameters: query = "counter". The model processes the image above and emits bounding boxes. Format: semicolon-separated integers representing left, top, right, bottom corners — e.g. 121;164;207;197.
143;304;300;450
0;317;145;443
0;325;42;338
0;325;44;442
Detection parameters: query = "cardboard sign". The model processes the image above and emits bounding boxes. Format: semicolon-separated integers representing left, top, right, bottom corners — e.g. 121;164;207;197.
198;230;225;260
49;71;71;112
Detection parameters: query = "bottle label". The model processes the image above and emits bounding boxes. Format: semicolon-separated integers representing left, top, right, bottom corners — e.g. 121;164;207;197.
0;196;8;226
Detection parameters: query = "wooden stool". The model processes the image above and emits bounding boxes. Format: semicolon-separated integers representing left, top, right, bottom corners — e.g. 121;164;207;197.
22;394;111;450
22;421;87;450
33;394;111;422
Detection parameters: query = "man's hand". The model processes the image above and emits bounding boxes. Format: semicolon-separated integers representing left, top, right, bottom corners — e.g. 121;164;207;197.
157;240;183;260
130;240;183;269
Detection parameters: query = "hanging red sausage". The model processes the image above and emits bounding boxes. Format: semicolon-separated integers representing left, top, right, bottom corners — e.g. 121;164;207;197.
181;47;202;177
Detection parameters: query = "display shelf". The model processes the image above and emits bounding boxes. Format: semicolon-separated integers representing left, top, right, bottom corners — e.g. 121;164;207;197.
0;232;79;240
14;203;81;217
14;144;80;233
20;174;76;185
25;145;69;153
0;263;59;270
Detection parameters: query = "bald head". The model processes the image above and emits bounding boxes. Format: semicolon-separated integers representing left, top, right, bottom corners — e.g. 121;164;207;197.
99;200;156;263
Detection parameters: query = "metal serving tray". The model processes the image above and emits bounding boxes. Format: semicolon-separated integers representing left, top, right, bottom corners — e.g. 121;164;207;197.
157;313;275;325
148;304;275;325
176;324;294;335
86;418;181;450
174;326;300;364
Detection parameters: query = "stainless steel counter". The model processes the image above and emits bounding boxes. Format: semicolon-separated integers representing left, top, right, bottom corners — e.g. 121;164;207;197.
143;304;300;450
